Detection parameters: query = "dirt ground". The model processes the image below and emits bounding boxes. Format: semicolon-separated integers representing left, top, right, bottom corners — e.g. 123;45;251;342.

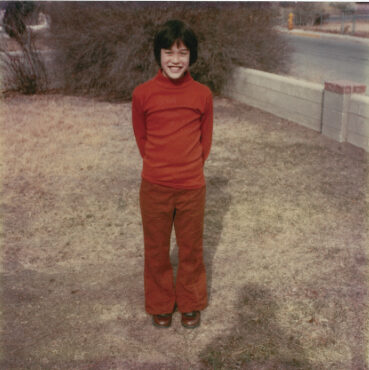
0;95;368;369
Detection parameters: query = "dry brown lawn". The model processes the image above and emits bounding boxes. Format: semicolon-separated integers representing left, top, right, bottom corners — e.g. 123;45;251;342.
0;94;368;369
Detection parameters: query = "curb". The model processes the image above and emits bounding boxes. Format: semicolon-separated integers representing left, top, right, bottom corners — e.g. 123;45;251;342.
276;26;369;45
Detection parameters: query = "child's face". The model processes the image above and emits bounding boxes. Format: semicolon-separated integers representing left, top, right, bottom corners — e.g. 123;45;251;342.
160;40;190;80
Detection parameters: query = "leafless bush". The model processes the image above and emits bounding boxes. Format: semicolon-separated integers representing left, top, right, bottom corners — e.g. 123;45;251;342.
3;1;35;41
293;2;328;26
1;33;48;94
46;2;290;100
1;2;48;94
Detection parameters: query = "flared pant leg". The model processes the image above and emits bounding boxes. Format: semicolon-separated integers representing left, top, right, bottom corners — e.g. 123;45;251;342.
140;179;207;315
140;179;176;315
174;186;207;313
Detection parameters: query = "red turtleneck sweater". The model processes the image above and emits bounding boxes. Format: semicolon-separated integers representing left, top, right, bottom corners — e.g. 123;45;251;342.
132;70;213;189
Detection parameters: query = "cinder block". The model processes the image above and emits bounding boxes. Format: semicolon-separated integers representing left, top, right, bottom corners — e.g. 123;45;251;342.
322;109;347;132
282;83;323;103
225;78;322;131
232;78;247;93
236;82;322;120
349;95;369;118
228;87;321;131
276;109;321;131
347;131;369;151
347;114;369;137
321;81;366;143
238;67;323;102
322;124;344;142
226;89;257;109
323;90;350;112
225;68;369;151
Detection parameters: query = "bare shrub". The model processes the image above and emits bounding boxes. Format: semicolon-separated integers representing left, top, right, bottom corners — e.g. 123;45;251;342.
3;1;36;41
0;33;48;94
45;2;290;100
292;2;328;26
1;2;48;94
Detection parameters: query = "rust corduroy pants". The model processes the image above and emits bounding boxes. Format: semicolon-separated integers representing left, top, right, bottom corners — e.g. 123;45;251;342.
140;179;207;315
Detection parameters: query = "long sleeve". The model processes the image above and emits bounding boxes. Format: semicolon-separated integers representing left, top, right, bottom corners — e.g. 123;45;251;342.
200;92;213;163
132;70;212;189
132;91;146;158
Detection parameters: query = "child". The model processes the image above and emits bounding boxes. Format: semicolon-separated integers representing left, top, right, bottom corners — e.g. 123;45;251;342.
132;19;213;329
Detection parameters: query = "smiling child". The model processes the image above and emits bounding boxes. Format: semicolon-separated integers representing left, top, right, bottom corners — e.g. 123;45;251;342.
132;19;213;329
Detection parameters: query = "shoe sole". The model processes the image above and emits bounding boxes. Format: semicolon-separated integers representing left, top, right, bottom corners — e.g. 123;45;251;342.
181;321;200;329
152;318;171;328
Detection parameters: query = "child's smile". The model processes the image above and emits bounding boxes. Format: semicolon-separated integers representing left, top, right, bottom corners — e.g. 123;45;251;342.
161;41;190;80
133;19;212;328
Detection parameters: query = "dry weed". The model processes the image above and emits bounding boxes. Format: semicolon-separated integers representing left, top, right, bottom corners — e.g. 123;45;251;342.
0;95;368;369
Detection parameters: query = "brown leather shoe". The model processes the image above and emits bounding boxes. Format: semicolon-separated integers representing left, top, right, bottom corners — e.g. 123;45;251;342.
152;313;172;328
181;311;200;329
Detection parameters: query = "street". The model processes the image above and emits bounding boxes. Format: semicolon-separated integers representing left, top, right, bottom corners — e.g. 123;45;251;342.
281;32;369;95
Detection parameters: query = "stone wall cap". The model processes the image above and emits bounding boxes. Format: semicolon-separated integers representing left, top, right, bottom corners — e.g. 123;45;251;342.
325;80;367;94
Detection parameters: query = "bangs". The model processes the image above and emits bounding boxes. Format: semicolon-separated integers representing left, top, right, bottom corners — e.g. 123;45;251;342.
154;20;198;66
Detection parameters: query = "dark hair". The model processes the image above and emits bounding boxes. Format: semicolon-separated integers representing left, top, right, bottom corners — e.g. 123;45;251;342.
154;19;198;66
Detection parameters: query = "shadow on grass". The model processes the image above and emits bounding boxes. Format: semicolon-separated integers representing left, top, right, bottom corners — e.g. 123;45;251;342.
200;283;312;369
203;175;232;301
170;175;231;303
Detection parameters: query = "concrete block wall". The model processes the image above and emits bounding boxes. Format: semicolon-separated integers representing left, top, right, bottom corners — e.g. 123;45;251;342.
322;80;367;149
224;67;369;152
321;90;351;142
224;67;324;132
347;94;369;151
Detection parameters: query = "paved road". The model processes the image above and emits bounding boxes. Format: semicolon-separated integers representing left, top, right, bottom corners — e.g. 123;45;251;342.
281;32;369;95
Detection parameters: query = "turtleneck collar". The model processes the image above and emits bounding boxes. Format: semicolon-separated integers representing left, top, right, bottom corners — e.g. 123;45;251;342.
155;69;193;88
